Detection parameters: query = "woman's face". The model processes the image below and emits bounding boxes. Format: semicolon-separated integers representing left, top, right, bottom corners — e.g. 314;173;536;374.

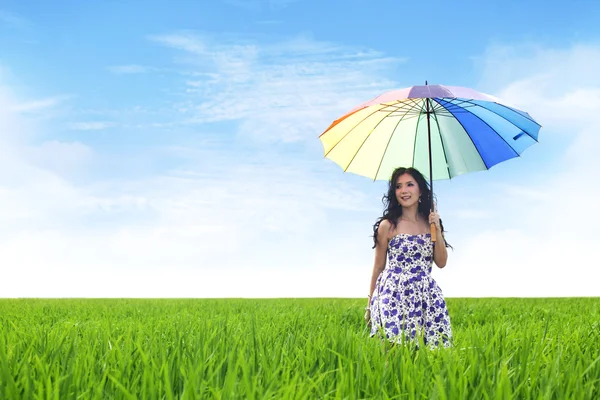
395;173;421;208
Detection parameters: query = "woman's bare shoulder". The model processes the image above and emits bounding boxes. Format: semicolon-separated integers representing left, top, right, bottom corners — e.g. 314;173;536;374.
378;218;391;229
377;219;393;238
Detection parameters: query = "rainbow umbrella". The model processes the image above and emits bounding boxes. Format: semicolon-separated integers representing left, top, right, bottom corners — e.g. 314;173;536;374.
319;82;541;240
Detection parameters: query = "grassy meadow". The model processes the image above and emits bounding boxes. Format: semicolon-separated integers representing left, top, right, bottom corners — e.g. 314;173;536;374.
0;297;599;399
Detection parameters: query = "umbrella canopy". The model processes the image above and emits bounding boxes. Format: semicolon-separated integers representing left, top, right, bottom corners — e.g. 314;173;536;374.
319;83;541;182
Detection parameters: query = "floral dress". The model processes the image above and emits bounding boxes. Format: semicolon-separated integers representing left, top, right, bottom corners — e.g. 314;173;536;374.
369;233;452;349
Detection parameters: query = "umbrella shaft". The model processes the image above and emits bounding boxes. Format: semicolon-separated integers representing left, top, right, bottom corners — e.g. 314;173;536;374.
425;98;433;208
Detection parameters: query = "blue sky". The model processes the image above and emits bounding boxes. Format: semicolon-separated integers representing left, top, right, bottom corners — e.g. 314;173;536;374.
1;0;599;297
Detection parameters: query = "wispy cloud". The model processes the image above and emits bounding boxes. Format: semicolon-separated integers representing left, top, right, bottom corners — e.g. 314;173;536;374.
150;32;404;143
269;0;300;7
223;0;299;10
223;0;260;10
9;95;71;113
107;64;154;74
69;121;115;131
0;10;32;30
255;20;284;25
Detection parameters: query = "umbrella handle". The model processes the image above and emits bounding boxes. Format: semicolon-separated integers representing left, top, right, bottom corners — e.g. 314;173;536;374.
430;223;437;242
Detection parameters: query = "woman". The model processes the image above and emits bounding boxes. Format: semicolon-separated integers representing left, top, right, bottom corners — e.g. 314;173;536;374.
365;167;452;349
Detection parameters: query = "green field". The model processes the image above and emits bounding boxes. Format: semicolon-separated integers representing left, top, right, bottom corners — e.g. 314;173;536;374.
1;298;599;399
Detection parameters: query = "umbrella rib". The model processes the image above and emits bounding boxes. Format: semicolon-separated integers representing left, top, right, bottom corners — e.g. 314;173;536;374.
453;99;525;156
345;99;422;176
372;100;418;181
490;101;542;140
491;101;542;126
319;107;365;138
449;98;540;142
430;99;452;180
429;101;453;117
437;99;520;165
433;99;491;170
323;105;389;158
412;99;427;170
380;100;423;117
342;107;399;174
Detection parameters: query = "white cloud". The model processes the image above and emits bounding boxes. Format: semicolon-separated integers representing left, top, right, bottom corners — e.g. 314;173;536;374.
24;140;94;179
435;43;600;297
0;150;376;297
476;43;600;130
449;209;494;220
0;85;98;231
0;55;381;297
5;35;598;298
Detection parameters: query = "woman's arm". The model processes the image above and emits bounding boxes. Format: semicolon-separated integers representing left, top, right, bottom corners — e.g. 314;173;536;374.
365;220;390;324
429;209;448;268
433;226;448;268
369;219;390;296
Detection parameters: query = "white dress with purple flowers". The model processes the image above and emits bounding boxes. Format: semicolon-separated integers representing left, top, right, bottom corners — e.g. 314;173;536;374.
369;233;452;348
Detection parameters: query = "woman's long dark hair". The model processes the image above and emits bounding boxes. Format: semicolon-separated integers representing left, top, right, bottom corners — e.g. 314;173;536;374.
372;167;451;249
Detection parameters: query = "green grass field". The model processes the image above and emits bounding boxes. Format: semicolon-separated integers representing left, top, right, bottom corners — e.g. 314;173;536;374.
1;298;599;399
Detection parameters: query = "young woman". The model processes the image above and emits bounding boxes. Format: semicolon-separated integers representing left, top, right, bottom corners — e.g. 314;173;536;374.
365;167;452;349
